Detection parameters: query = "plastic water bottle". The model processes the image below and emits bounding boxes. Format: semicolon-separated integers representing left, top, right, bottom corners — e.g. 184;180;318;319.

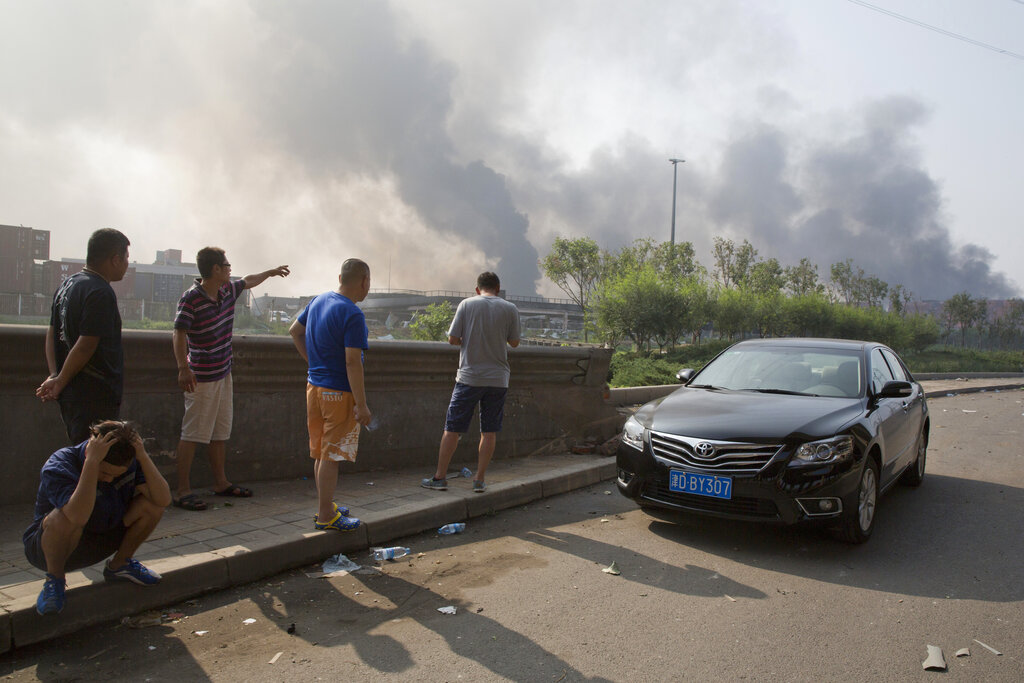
460;467;472;479
373;546;411;561
438;523;466;535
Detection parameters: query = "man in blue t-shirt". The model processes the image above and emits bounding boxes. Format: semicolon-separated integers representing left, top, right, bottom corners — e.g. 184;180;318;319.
289;258;372;532
23;420;172;616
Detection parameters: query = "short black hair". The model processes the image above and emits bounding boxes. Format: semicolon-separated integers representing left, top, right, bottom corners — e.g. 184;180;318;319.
89;420;140;467
86;229;130;268
477;271;500;292
196;247;227;278
341;258;370;286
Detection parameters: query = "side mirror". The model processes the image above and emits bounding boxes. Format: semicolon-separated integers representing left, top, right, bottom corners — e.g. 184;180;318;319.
676;368;695;384
876;380;912;398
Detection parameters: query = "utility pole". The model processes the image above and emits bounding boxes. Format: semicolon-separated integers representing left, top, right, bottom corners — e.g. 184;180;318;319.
669;158;685;245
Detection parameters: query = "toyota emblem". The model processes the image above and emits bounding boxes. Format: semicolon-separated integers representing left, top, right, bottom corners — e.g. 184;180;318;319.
694;442;716;458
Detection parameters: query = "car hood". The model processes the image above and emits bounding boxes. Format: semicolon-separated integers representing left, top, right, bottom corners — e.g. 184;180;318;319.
646;387;863;442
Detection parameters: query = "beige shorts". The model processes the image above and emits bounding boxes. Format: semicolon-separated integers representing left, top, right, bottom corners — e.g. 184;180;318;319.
306;383;360;462
181;374;233;444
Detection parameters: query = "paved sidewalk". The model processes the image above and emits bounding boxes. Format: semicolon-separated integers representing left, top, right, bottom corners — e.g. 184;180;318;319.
0;453;616;652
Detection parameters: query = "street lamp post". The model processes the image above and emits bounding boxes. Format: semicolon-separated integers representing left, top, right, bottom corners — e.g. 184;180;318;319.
669;158;685;245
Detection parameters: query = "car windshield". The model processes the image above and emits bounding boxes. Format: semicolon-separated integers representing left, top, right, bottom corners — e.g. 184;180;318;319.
691;348;863;398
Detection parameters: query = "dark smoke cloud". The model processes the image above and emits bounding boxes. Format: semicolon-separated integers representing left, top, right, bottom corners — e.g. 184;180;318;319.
248;1;540;294
526;96;1017;300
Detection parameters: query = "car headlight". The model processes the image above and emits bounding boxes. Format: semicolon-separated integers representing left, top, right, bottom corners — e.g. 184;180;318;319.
621;415;645;451
794;435;853;463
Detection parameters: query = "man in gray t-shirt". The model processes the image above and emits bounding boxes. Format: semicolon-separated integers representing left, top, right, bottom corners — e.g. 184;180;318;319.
422;272;521;493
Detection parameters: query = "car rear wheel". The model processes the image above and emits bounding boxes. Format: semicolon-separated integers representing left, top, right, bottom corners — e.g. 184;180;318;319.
900;428;927;487
833;459;878;544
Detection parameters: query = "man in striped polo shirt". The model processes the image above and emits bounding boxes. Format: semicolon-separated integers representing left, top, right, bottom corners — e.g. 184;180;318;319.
171;247;289;511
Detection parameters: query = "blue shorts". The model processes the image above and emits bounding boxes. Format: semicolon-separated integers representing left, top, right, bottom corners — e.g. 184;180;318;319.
444;383;508;433
24;519;126;572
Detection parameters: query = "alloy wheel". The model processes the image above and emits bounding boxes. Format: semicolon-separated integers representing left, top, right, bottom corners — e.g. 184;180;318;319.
858;466;877;532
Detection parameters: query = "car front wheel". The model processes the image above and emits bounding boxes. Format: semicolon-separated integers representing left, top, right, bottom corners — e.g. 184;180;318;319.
833;458;879;544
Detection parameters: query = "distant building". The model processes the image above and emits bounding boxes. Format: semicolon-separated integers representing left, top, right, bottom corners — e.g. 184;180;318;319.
0;225;250;321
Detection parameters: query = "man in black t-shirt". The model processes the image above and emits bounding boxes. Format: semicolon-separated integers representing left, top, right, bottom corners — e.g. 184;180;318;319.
37;229;131;443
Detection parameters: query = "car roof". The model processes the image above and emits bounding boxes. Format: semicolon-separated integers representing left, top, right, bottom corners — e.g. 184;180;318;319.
728;337;878;352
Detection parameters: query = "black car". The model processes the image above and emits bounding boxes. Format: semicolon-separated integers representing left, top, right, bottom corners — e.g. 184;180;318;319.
616;338;929;543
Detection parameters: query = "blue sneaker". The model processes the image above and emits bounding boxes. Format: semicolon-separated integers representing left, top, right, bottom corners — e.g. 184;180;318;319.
420;477;448;491
104;558;162;586
36;573;66;615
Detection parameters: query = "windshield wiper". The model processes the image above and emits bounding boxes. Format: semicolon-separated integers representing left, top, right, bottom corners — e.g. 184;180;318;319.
687;383;721;390
746;388;811;396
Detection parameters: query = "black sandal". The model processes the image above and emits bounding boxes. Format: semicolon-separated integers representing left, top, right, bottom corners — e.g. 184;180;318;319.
173;493;208;511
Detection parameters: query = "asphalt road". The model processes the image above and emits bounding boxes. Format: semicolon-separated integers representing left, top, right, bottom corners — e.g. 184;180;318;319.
2;390;1022;682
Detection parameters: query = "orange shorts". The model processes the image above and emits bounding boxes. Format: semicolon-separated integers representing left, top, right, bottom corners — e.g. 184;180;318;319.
306;383;360;462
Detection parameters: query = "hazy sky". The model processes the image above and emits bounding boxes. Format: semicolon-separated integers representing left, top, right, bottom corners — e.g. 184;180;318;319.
1;0;1021;300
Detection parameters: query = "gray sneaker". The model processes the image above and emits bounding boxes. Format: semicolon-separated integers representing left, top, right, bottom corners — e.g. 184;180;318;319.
421;477;448;491
473;480;486;493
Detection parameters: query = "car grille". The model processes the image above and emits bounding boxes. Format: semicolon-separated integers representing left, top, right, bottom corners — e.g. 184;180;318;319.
642;480;779;519
649;431;781;474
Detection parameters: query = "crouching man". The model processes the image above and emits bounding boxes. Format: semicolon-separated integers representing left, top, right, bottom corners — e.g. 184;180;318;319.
23;420;171;615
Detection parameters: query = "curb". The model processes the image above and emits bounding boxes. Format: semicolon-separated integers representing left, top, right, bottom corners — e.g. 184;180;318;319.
1;456;616;653
924;382;1024;399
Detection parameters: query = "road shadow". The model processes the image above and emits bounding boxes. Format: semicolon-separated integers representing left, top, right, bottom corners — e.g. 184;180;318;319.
246;567;613;681
644;473;1024;602
521;528;766;601
0;620;212;683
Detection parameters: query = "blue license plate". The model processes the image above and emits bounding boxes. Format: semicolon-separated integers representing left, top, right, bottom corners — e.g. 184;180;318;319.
669;470;733;499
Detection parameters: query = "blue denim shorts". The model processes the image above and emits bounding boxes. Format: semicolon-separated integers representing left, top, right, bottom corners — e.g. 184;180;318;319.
444;383;508;433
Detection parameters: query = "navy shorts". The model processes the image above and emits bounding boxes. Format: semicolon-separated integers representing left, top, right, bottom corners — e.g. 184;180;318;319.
58;395;120;445
24;519;127;573
444;383;508;433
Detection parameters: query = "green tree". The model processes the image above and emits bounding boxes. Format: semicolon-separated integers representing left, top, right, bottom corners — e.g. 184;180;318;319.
747;258;785;296
942;292;987;347
887;284;912;316
712;237;758;289
540;236;602;340
780;293;835;337
784;258;823;297
829;259;856;304
713;287;753;340
409;300;455;341
596;266;664;352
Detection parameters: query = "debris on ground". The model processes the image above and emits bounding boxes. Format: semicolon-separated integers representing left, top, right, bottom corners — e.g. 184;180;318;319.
955;648;970;658
724;595;737;602
322;553;361;576
192;630;209;636
602;561;620;576
121;611;164;628
437;606;457;615
268;652;283;664
287;623;296;634
571;439;597;454
243;618;257;625
973;639;1002;655
922;645;947;671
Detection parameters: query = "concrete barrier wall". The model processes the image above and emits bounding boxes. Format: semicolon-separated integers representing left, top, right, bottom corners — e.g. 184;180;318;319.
1;325;621;503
